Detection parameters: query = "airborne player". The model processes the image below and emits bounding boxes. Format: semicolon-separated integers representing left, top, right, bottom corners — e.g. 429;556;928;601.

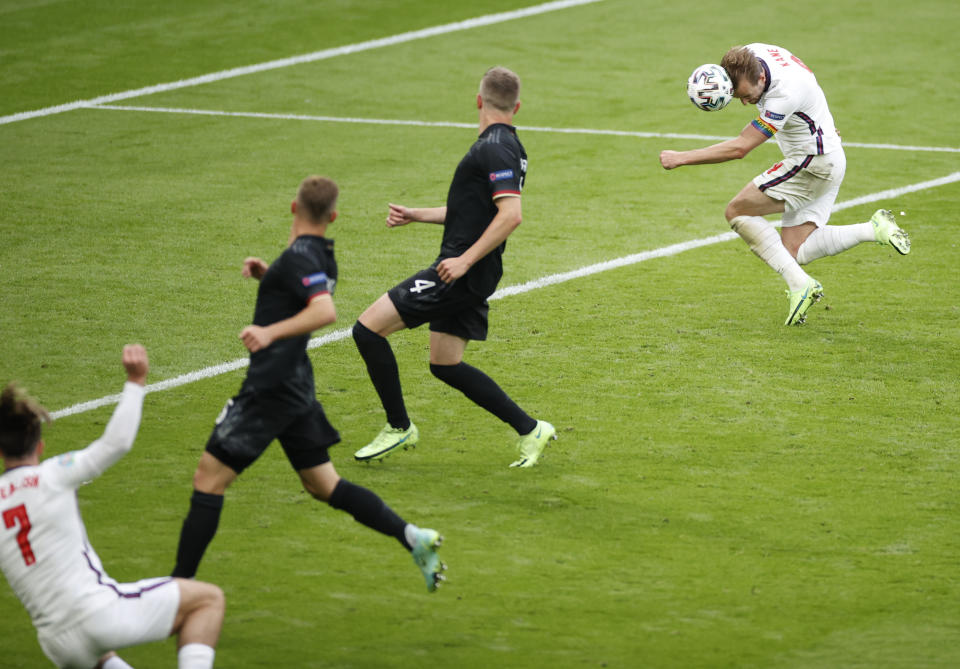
662;43;911;325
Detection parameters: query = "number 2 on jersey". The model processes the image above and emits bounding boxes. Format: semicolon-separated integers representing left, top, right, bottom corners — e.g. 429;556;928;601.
3;504;36;566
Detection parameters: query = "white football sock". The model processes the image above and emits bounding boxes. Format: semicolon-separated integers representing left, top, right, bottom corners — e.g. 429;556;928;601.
178;643;215;669
103;657;135;669
796;223;875;265
729;216;809;290
403;523;419;550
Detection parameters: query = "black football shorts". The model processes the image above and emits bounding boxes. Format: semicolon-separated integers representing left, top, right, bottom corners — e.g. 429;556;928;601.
205;389;340;473
387;267;489;341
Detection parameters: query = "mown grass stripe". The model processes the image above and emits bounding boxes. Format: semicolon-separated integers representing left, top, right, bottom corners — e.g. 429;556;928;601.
0;0;604;126
48;170;959;420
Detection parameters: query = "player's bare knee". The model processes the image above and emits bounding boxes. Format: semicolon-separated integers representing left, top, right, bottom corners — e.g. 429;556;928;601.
299;466;338;502
725;201;743;223
191;470;225;495
205;583;225;615
193;582;225;616
176;578;224;615
303;481;329;502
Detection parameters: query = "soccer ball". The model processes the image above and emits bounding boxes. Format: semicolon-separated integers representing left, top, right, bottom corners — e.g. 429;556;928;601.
687;64;733;111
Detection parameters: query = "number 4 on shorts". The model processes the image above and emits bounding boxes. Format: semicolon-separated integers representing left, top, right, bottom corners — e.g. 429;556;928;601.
410;279;436;294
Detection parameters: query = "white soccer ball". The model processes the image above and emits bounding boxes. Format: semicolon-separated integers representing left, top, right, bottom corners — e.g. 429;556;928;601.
687;63;733;111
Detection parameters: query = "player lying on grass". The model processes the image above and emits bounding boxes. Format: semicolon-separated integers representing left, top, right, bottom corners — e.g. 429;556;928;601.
660;43;910;325
170;176;445;592
0;345;224;669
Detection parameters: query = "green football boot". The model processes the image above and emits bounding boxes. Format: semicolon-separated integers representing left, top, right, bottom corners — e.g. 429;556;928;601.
410;527;446;592
871;209;911;255
509;420;557;468
354;422;418;462
784;277;824;326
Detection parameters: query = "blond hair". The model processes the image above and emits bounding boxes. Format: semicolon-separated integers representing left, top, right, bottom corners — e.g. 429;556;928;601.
479;66;521;112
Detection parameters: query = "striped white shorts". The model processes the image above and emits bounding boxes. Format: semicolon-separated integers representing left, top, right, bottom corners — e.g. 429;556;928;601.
37;577;179;668
753;150;846;227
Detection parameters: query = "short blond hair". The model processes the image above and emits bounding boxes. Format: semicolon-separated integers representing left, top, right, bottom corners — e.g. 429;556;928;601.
479;66;520;112
720;46;761;91
296;176;338;223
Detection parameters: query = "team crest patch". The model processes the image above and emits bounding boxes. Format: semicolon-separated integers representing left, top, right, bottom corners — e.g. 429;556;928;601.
302;272;328;287
764;110;785;121
489;169;514;182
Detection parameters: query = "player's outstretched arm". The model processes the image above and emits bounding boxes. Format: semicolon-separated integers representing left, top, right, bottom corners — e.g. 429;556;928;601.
239;294;336;353
386;203;446;227
660;123;768;169
52;346;148;488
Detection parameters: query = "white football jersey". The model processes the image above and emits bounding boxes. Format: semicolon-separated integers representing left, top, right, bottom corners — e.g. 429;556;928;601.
0;383;145;632
746;43;842;159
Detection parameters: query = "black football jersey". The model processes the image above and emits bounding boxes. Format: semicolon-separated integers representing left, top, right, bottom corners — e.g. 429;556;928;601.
242;235;337;406
439;123;527;298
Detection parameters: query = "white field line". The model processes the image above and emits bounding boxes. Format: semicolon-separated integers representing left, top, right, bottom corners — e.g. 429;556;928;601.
91;104;960;153
48;170;960;421
0;0;603;127
494;171;960;298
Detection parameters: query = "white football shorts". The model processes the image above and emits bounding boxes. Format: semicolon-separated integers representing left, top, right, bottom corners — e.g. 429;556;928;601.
37;577;180;669
752;149;846;227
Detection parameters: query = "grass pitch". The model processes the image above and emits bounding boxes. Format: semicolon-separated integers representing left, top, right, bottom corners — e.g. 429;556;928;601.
2;1;958;667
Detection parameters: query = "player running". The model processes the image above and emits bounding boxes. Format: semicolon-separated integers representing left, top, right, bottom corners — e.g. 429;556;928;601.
170;176;445;593
1;345;224;669
352;66;556;467
660;43;911;325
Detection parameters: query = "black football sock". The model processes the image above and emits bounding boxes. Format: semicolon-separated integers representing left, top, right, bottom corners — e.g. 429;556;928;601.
171;490;224;578
430;362;537;435
328;479;409;550
352;321;410;430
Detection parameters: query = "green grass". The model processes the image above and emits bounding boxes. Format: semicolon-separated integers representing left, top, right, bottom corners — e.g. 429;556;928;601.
2;0;959;667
